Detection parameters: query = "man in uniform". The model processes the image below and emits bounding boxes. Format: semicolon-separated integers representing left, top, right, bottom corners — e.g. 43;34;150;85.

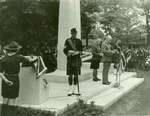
63;28;82;96
101;35;116;85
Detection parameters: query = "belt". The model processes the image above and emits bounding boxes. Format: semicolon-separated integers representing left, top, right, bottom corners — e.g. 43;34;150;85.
4;73;19;76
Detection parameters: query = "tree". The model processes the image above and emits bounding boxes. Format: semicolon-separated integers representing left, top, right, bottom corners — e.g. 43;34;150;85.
81;0;145;46
0;0;59;54
81;0;103;47
140;0;150;46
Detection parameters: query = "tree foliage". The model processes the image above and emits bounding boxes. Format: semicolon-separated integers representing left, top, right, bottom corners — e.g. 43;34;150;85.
0;0;59;54
81;0;146;45
140;0;150;45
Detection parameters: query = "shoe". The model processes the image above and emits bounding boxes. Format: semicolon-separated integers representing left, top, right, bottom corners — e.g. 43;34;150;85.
67;93;72;96
103;81;111;85
67;85;73;96
72;85;76;94
113;83;119;87
93;78;101;82
72;85;81;96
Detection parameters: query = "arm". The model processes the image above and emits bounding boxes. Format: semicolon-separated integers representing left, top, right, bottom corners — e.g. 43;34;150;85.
63;40;70;56
0;61;13;86
91;45;103;57
101;43;114;56
21;55;37;64
72;39;83;56
78;39;83;54
0;73;13;86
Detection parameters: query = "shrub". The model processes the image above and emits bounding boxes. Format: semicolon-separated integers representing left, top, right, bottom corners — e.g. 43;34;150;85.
58;99;104;116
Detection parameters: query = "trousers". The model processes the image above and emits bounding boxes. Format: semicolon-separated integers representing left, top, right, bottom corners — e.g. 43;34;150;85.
102;62;111;83
68;75;78;85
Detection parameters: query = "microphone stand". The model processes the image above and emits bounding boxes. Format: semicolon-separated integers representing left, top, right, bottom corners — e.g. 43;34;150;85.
114;49;122;88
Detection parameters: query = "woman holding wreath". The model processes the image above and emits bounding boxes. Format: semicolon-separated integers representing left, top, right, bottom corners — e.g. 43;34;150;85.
0;41;37;105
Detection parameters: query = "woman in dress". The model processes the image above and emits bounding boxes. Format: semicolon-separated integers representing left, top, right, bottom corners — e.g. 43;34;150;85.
0;41;37;105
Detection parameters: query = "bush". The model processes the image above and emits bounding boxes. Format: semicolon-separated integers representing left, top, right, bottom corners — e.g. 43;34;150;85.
58;99;104;116
0;104;55;116
0;0;59;55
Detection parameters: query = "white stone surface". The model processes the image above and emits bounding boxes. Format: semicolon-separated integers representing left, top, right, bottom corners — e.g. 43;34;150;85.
3;71;143;114
0;64;144;113
88;78;144;110
16;72;140;112
17;67;49;105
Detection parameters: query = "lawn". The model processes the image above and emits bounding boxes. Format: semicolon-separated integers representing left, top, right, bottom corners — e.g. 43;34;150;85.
102;71;150;116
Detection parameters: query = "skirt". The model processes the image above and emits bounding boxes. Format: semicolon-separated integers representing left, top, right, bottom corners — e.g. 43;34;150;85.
1;75;19;99
90;59;100;69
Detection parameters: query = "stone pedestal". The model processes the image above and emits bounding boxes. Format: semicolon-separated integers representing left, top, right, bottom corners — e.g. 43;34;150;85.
17;67;49;105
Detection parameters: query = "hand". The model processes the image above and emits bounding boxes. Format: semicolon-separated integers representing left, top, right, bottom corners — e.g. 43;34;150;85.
72;51;80;56
29;56;38;62
5;80;13;86
68;50;75;54
68;50;75;56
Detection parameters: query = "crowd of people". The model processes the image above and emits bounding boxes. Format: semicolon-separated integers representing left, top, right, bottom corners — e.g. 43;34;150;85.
123;47;150;71
90;36;150;73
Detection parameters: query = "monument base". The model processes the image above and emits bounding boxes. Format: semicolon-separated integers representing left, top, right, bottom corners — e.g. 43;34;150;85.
17;67;49;105
15;71;143;114
0;63;144;114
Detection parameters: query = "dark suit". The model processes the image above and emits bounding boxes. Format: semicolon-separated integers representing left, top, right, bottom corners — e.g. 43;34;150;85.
101;41;114;83
63;38;82;75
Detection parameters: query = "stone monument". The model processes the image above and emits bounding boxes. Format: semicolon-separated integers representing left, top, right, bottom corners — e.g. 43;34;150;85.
17;0;82;104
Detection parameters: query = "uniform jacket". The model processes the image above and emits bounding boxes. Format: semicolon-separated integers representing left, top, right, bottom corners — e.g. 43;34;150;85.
63;38;82;75
101;41;114;62
91;39;103;61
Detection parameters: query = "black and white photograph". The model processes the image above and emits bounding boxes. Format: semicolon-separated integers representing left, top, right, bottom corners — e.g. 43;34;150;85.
0;0;149;116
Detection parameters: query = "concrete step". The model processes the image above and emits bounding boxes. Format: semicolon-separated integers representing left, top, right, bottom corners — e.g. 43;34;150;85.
10;72;143;114
21;72;138;111
47;72;136;98
43;69;92;83
42;62;93;83
42;62;127;83
87;77;144;111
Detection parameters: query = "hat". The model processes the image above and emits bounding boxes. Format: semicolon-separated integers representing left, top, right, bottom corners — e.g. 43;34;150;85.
71;28;77;34
4;41;22;52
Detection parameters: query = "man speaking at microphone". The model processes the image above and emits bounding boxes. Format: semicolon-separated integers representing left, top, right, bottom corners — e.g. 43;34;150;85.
63;28;82;96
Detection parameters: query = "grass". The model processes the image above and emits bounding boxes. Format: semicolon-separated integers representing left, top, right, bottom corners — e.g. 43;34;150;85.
102;71;150;116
